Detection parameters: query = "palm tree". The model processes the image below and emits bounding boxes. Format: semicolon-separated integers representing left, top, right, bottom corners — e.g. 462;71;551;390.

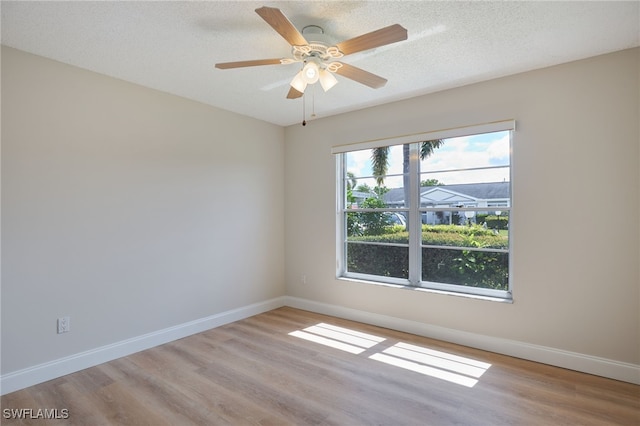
371;139;444;207
346;171;357;190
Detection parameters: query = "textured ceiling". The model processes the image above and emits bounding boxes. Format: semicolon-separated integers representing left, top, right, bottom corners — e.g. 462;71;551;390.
2;1;639;126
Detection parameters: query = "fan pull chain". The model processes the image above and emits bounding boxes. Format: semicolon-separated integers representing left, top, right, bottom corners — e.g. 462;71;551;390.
302;85;317;126
302;91;306;126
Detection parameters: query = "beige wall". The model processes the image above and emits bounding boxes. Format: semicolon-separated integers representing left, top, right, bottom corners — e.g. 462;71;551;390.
284;48;640;365
2;45;638;382
1;47;285;373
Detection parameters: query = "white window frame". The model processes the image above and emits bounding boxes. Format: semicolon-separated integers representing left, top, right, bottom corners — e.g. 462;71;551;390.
334;120;515;300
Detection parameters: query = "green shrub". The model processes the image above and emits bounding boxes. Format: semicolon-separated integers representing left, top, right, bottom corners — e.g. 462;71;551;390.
347;244;409;278
349;232;409;244
422;227;507;249
485;215;509;230
350;226;507;249
346;212;363;237
359;198;391;236
347;224;508;289
421;224;494;236
422;248;508;290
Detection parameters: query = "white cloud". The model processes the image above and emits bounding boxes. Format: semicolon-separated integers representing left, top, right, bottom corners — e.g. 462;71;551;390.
420;133;510;184
346;149;372;177
346;132;510;188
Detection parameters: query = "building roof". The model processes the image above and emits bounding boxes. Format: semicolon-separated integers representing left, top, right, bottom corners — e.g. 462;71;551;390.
384;182;510;205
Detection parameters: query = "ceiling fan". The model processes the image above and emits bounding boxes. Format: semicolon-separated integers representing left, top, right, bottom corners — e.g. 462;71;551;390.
215;6;408;99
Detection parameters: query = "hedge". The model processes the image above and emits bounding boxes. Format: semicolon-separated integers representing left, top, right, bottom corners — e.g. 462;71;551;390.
347;244;409;279
477;214;509;230
347;225;508;290
349;225;508;249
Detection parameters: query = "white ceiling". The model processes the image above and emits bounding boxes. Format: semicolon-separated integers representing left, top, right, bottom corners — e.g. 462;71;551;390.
2;1;639;127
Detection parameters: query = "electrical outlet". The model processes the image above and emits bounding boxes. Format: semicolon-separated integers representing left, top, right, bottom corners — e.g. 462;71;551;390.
57;316;71;334
301;274;307;284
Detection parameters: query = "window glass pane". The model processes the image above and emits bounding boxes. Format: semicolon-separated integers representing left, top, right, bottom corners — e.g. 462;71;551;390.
420;167;510;187
421;210;509;249
420;131;510;172
420;131;510;188
422;247;508;291
345;144;407;208
346;211;408;243
346;144;407;181
347;243;409;279
345;177;377;208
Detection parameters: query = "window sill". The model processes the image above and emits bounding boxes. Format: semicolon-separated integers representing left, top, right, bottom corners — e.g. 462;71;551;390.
337;276;513;304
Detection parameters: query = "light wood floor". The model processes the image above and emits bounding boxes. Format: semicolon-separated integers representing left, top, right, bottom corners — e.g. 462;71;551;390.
2;307;639;425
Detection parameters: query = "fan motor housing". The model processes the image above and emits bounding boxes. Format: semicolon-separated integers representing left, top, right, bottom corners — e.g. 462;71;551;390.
293;25;343;62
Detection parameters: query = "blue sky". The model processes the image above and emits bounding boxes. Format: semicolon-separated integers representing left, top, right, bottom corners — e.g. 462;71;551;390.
346;131;510;189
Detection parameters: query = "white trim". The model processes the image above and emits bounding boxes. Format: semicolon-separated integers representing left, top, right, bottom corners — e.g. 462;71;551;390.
331;119;516;154
0;297;286;395
408;143;421;284
3;294;637;395
283;296;640;385
335;154;346;278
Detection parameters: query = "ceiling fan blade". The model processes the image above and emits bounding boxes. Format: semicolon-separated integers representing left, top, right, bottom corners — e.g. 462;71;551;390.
333;63;387;89
255;6;308;47
335;24;408;56
287;87;304;99
215;59;284;69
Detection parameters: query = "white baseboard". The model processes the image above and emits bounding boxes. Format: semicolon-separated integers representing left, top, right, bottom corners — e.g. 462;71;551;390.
0;297;286;395
3;294;638;395
283;296;640;385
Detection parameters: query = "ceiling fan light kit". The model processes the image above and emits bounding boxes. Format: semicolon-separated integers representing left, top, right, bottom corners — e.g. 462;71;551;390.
215;6;408;123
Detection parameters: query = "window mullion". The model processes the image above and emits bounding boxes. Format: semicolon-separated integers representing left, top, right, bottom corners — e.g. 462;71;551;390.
408;143;421;285
336;154;346;277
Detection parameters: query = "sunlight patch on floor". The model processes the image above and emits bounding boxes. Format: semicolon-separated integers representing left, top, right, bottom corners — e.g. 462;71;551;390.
288;323;385;355
383;342;491;378
370;342;491;388
289;322;491;387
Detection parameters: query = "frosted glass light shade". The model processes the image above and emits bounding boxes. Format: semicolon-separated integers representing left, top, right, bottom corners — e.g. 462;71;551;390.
290;71;307;93
319;69;338;92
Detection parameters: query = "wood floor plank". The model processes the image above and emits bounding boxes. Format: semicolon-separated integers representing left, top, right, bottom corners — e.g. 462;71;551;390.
2;307;638;425
202;331;414;425
0;388;41;425
222;322;463;424
123;343;281;425
34;381;112;426
84;381;170;426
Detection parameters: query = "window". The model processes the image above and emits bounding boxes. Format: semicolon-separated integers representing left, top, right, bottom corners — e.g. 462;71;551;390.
335;121;514;299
